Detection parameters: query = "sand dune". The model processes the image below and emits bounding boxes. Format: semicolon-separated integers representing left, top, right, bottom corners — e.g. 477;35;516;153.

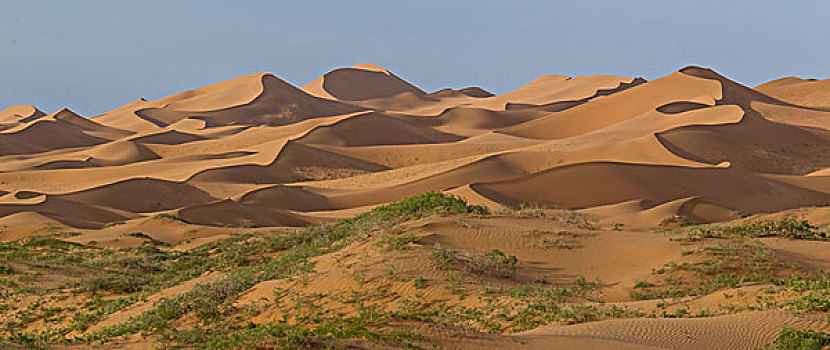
176;198;310;227
499;69;722;140
93;73;362;131
472;74;644;111
0;195;135;229
752;101;830;129
296;111;463;146
516;310;830;350
58;178;216;214
757;76;830;107
429;86;494;98
434;107;543;137
0;105;45;127
0;64;827;231
302;63;426;101
0;112;114;156
188;140;389;184
471;162;830;213
657;109;830;174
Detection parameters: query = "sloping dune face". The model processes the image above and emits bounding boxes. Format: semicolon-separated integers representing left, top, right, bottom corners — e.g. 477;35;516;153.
1;64;830;232
0;105;46;127
92;73;363;131
756;77;830;108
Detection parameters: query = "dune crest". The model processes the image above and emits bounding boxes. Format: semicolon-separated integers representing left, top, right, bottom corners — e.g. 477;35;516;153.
302;63;426;101
0;105;46;126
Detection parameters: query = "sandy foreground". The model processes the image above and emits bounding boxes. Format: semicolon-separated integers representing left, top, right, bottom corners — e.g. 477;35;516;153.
1;64;830;348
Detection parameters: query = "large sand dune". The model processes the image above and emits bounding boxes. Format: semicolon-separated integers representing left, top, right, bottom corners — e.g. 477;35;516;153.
1;64;829;232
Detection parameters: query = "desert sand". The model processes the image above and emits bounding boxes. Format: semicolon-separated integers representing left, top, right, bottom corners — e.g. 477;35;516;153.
2;64;830;348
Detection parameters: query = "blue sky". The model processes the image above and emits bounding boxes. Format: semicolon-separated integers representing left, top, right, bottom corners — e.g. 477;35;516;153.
1;0;829;115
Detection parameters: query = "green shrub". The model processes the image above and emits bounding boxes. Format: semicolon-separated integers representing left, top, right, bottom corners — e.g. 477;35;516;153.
413;277;425;289
377;232;418;251
23;237;83;249
659;215;689;228
154;214;190;224
675;217;826;241
485;249;518;267
788;294;830;312
633;280;654;289
771;327;830;349
456;249;519;278
357;192;488;225
550;210;594;229
126;232;168;246
727;217;823;240
431;246;456;269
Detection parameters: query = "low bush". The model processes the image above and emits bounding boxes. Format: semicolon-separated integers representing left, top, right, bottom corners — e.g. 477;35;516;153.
771;327;830;349
673;217;827;241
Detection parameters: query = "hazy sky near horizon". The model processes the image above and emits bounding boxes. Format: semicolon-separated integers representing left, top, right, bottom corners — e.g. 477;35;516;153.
2;1;829;115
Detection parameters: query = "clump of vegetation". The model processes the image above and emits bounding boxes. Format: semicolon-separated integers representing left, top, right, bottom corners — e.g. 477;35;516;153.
467;249;519;277
633;280;654;289
0;263;15;275
496;204;593;229
550;210;595;229
431;245;457;269
633;240;789;300
413;277;425;289
430;246;518;278
659;215;689;228
774;272;830;293
154;213;190;224
22;236;84;248
376;232;418;251
496;202;547;218
103;220;126;228
672;217;827;241
364;192;488;222
126;232;169;246
534;230;578;249
53;231;82;238
728;217;825;240
770;327;830;349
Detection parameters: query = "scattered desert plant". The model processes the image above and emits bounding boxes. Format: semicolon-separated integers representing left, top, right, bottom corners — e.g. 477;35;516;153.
413;277;425;289
0;264;15;275
153;213;190;224
103;221;126;228
430;245;457;269
376;232;418;251
550;210;595;229
659;215;689;228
